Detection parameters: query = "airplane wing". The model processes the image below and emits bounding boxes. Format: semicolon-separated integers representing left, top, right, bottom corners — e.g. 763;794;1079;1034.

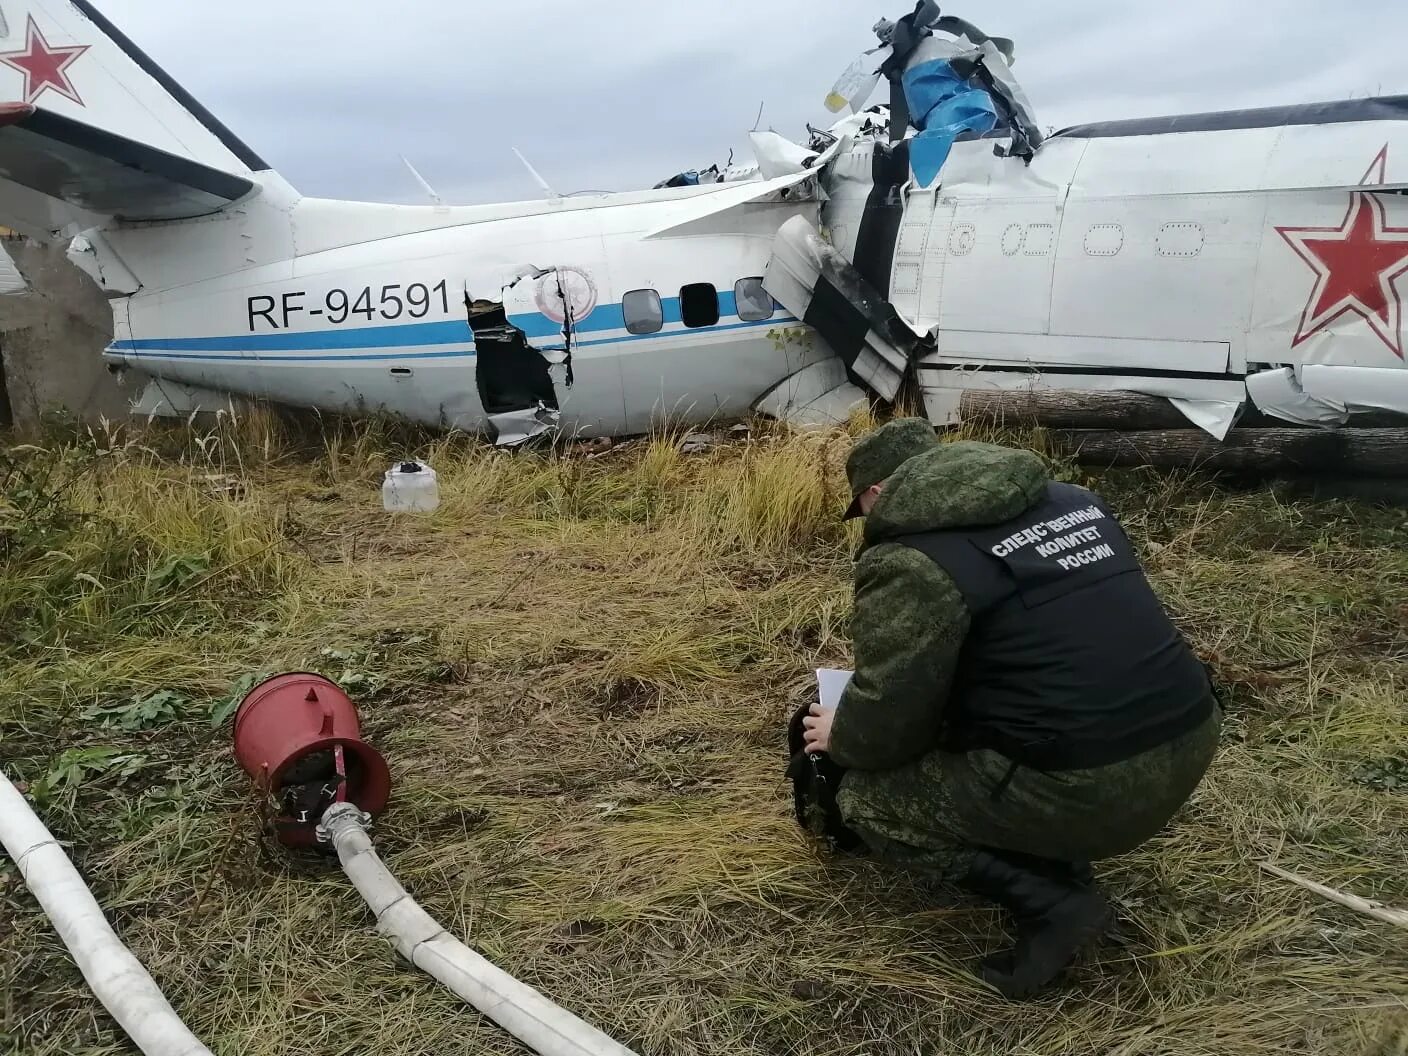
0;0;268;238
0;102;254;221
643;135;856;241
642;168;825;240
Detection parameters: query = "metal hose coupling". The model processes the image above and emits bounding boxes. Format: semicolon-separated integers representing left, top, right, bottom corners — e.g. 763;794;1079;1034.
317;801;373;844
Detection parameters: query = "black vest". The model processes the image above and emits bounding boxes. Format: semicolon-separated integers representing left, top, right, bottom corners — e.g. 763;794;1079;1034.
900;482;1214;771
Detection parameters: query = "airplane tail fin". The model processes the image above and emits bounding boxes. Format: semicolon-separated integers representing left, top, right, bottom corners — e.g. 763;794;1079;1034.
0;0;271;238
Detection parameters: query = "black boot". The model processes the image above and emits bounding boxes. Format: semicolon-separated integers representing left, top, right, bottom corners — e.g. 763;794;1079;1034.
960;850;1113;1000
1066;860;1095;887
997;850;1095;888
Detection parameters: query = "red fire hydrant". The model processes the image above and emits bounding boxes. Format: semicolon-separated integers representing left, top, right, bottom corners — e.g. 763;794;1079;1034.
233;673;391;847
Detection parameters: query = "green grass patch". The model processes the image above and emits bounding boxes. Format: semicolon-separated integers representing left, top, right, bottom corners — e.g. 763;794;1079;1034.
1;417;1405;1056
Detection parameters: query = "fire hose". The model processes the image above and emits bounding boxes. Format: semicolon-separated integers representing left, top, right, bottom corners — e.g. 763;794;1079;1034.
0;770;214;1056
320;803;639;1056
2;672;640;1056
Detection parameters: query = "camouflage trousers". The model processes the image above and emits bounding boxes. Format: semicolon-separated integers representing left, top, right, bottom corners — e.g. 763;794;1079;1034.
835;706;1222;880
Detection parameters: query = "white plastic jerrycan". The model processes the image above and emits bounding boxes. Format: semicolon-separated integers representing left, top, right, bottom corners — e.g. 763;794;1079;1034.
382;460;440;513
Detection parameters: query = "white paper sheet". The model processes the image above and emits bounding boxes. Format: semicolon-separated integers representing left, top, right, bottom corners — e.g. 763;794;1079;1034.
816;668;854;711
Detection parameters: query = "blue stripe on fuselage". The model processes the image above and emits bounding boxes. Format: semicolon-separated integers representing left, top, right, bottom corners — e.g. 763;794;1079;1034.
109;319;470;353
109;293;790;360
111;348;479;363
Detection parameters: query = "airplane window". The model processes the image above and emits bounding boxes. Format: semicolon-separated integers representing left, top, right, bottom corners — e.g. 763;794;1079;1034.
735;277;774;322
680;283;720;328
623;288;663;335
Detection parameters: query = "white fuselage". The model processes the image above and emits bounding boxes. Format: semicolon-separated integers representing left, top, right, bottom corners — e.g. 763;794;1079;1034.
102;178;828;436
818;115;1408;423
99;108;1408;434
6;0;1407;437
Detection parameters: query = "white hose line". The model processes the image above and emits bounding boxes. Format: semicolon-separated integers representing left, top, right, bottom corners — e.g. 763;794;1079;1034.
0;772;214;1056
320;803;639;1056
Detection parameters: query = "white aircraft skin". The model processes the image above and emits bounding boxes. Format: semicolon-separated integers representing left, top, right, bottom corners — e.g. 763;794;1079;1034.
0;0;1405;440
821;126;1408;428
106;182;825;439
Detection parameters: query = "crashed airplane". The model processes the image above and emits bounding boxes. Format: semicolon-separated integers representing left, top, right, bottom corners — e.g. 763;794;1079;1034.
0;0;1405;443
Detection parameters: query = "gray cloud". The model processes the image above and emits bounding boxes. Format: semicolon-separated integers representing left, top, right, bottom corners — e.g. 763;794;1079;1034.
98;0;1405;204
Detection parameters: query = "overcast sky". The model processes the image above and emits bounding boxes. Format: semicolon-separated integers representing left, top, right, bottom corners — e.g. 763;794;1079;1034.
100;0;1405;206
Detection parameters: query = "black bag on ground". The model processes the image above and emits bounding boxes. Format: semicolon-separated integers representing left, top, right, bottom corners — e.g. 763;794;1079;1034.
785;703;866;854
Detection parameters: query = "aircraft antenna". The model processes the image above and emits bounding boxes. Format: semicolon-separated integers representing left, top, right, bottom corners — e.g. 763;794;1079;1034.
400;156;444;206
512;147;562;200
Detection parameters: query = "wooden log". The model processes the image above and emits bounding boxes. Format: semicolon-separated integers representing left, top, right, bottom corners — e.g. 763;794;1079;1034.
959;389;1195;430
1046;428;1408;478
957;389;1408;431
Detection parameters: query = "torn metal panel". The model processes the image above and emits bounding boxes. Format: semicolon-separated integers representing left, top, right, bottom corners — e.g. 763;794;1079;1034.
786;382;868;430
749;132;820;179
822;109;891;146
1245;367;1349;427
873;7;1042;183
488;404;559;447
816;141;880;262
753;357;867;429
498;266;631;438
467;293;560;428
764;214;912;403
839;138;913;300
679;432;715;454
1299;364;1408;419
953;34;1042;158
936;26;1034;135
1167;398;1243;441
499;267;583;388
501;267;588;356
131;377;241;418
67;230;140;294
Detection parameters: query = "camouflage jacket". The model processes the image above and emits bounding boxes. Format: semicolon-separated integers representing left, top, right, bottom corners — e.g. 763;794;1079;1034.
827;441;1050;771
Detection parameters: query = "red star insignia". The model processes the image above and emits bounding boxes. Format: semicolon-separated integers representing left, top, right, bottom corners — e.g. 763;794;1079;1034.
0;16;89;106
1276;146;1408;360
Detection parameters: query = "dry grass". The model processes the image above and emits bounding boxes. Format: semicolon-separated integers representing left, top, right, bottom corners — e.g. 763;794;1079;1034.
2;412;1407;1056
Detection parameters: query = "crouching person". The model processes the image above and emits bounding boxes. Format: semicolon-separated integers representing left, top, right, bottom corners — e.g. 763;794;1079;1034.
788;419;1221;1000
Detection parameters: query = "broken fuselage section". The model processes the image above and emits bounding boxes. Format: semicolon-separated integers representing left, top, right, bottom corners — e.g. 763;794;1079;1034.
101;169;856;443
762;9;1408;435
90;7;1408;440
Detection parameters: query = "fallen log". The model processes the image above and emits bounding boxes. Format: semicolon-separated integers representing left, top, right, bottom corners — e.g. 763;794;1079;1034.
1046;428;1408;478
959;390;1195;431
956;389;1408;431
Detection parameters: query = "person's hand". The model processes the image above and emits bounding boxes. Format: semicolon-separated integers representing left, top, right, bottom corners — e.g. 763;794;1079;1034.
802;701;835;755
